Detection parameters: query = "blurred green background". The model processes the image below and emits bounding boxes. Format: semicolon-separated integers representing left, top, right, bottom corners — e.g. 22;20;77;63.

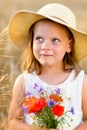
0;0;87;130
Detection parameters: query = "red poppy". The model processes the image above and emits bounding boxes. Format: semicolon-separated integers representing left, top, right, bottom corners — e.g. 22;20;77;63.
34;97;47;113
24;97;47;113
49;94;63;102
52;105;64;117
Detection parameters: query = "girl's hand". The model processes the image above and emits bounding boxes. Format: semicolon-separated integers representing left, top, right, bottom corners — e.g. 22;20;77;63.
15;98;24;121
16;106;24;120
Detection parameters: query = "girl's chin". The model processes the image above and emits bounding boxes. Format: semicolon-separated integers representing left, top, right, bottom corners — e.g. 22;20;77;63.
39;59;57;66
40;62;53;66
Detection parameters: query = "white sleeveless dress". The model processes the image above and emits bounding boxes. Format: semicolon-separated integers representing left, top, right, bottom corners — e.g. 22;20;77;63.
23;70;84;130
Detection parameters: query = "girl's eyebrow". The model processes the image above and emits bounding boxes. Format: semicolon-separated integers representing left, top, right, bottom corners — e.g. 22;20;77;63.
34;35;42;38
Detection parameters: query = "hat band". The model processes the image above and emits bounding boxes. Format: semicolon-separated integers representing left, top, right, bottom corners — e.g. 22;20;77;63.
50;15;67;24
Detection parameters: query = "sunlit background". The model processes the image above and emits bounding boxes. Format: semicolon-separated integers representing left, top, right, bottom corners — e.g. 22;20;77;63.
0;0;87;32
0;0;87;129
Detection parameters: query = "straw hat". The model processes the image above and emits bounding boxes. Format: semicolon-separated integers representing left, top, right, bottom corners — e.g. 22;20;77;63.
8;3;87;62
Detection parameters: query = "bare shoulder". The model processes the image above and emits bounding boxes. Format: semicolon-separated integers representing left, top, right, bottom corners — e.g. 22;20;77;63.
14;73;25;87
83;73;87;93
12;73;25;99
12;73;25;100
82;73;87;119
83;73;87;83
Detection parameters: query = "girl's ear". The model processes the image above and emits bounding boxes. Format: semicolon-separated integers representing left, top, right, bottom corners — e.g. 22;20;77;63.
66;41;72;53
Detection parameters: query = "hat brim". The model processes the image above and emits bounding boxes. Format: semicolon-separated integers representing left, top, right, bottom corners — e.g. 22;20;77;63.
8;10;87;62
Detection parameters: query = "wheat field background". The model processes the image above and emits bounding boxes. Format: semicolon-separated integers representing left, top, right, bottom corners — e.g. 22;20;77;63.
0;0;87;130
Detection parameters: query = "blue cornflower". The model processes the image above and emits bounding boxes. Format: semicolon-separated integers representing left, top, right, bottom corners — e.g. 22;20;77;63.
25;92;31;97
71;107;75;115
34;83;39;89
48;100;55;107
39;87;44;93
56;88;61;95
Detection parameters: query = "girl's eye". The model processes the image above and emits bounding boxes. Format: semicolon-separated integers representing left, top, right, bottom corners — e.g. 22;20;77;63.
36;37;44;43
52;38;60;44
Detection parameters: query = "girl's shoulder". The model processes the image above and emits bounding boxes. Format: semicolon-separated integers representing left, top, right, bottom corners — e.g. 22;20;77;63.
14;71;34;91
14;73;25;86
82;73;87;94
13;72;25;94
82;73;87;119
83;73;87;83
14;71;31;85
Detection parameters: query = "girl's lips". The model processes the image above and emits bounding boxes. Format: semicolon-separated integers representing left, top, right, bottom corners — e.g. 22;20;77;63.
40;54;53;56
40;52;54;56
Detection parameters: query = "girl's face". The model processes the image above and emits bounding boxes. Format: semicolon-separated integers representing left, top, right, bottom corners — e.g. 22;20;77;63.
33;20;72;67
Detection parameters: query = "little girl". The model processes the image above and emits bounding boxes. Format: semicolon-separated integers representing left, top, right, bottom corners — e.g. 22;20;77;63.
6;3;87;130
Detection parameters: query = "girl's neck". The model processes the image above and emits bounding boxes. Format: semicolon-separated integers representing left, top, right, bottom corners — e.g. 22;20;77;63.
38;67;72;85
41;63;64;75
37;63;72;85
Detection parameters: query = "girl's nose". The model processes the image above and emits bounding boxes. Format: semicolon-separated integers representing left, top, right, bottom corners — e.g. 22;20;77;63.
42;40;51;50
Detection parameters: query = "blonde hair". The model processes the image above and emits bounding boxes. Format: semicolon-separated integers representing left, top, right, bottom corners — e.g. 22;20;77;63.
21;19;80;75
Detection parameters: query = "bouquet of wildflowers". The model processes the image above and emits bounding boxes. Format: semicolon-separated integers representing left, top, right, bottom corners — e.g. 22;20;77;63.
23;83;75;129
